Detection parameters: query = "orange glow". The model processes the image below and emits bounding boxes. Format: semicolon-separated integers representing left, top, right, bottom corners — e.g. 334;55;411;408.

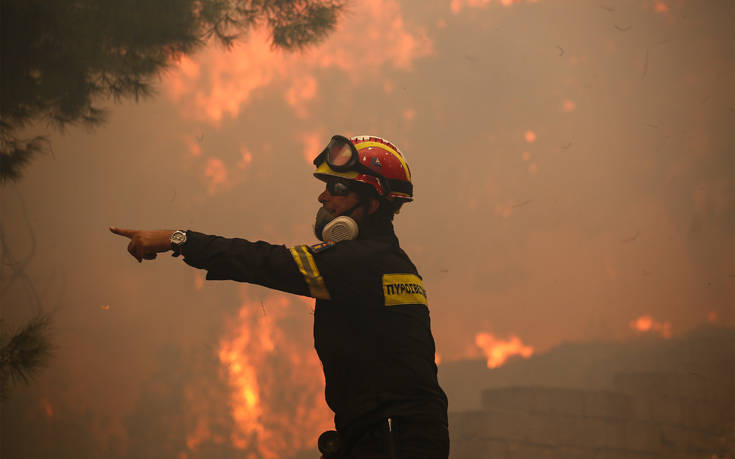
528;162;538;175
562;99;576;112
168;56;200;100
435;352;442;365
194;273;204;290
42;399;53;418
630;315;672;338
165;0;432;123
521;151;531;161
707;311;718;323
524;130;537;143
301;131;324;164
474;332;534;368
185;136;202;157
100;304;111;311
204;158;228;196
655;2;669;13
238;146;253;169
285;75;318;118
186;418;211;451
451;0;536;14
402;108;416;120
209;293;331;458
495;202;513;218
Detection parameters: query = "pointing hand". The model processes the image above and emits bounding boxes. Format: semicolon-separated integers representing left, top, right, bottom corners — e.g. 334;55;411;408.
109;227;175;263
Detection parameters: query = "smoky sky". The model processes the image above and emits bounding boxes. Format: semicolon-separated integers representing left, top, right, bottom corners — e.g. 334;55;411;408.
1;0;733;457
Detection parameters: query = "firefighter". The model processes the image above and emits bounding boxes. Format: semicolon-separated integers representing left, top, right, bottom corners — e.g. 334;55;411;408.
110;135;449;458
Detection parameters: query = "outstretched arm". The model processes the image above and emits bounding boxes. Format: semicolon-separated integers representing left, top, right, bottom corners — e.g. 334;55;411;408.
110;227;313;298
109;227;174;262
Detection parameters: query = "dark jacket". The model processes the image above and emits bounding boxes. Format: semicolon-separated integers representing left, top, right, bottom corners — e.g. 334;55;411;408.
181;218;448;440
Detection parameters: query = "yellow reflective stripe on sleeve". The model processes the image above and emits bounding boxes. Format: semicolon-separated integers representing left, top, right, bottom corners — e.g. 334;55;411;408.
289;245;331;300
382;273;428;307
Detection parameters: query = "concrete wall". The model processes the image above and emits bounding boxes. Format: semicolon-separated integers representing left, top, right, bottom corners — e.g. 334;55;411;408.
450;373;734;458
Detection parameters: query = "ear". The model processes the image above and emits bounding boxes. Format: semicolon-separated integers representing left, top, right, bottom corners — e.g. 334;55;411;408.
366;197;381;215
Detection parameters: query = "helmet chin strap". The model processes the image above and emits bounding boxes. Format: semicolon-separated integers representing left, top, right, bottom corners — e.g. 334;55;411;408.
339;199;366;220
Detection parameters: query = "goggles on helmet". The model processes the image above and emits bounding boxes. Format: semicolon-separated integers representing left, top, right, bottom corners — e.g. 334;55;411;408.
313;135;390;196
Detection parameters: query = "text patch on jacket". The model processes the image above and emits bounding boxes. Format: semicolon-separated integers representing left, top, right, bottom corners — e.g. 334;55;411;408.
382;273;427;307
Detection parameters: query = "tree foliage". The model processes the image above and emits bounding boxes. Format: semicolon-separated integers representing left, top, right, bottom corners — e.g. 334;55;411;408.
0;314;53;400
0;0;345;182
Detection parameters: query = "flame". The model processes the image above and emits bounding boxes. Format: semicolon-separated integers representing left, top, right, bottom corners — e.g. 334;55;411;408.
524;130;537;143
655;2;669;13
435;352;442;365
474;332;534;368
630;315;672;338
100;304;111;311
204;292;332;458
165;0;432;123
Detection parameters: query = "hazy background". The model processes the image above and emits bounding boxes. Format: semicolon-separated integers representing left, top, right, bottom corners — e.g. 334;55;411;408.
1;0;733;457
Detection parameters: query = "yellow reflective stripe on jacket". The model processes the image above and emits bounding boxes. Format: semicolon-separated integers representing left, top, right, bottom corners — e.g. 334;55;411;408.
289;245;331;300
382;273;427;307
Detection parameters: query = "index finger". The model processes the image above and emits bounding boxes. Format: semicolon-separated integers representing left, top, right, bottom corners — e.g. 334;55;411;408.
109;227;136;238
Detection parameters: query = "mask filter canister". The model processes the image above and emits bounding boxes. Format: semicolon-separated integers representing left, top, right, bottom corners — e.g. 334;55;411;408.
320;216;359;242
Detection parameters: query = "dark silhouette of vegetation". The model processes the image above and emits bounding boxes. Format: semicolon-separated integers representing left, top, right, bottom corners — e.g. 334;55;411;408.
0;314;52;400
0;0;345;400
0;188;54;399
0;0;345;182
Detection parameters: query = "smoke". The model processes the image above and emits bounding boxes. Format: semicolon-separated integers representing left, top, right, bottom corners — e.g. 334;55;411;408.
1;0;732;456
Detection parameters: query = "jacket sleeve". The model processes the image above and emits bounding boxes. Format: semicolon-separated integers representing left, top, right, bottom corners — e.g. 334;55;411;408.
181;230;311;297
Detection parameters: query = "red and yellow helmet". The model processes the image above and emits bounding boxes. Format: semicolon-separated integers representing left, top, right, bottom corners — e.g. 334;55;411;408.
313;135;413;209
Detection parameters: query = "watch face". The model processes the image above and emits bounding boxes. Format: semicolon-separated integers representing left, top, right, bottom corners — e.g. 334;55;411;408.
171;232;186;244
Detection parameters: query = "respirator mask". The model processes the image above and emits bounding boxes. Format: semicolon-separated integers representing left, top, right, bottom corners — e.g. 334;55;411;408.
314;202;364;242
314;180;365;242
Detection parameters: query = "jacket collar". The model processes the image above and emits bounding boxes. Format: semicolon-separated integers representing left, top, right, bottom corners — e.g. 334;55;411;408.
357;217;398;245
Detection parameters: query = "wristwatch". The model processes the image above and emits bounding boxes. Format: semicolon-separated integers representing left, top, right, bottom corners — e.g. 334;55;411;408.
170;230;187;257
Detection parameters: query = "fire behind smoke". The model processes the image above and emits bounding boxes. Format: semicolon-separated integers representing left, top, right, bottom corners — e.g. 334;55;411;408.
186;290;332;458
209;294;541;455
630;315;673;338
474;332;535;369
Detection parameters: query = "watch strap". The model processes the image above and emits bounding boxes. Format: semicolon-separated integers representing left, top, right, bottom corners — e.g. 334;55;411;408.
170;230;187;257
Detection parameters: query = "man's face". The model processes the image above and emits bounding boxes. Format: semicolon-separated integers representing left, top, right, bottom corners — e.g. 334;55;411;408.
317;179;368;222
